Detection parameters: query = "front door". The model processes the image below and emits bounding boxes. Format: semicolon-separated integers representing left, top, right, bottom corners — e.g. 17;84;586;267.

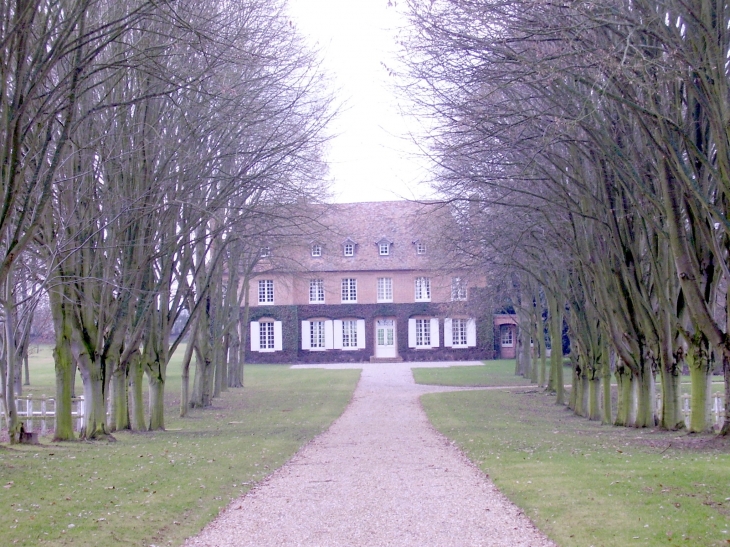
375;318;396;358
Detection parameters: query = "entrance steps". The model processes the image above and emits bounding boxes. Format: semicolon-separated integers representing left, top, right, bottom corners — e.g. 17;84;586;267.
369;356;404;363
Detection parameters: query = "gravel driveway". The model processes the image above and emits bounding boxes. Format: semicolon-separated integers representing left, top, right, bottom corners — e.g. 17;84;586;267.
184;361;556;547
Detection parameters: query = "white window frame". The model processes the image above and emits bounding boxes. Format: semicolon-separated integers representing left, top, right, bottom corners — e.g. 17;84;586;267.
333;319;366;350
377;277;393;302
408;317;439;348
379;243;390;255
415;277;431;302
311;244;322;257
452;318;467;346
451;277;467;301
501;325;514;347
250;320;282;352
309;278;325;303
258;279;274;304
341;319;358;348
416;318;430;347
344;243;354;257
416;242;426;255
260;246;271;258
301;319;334;351
310;320;326;349
341;278;357;302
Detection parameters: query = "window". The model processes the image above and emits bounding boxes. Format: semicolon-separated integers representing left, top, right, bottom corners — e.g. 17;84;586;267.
409;317;439;348
342;320;358;348
310;320;326;348
309;279;325;303
341;278;357;302
311;244;322;257
377;277;393;302
416;242;426;254
258;279;274;304
260;246;271;258
344;243;354;256
415;318;431;347
451;277;467;301
452;318;468;346
250;320;282;352
379;242;390;255
501;325;514;347
260;321;275;349
415;277;431;302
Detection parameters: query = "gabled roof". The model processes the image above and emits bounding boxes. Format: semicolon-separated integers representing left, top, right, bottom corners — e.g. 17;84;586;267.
287;201;452;272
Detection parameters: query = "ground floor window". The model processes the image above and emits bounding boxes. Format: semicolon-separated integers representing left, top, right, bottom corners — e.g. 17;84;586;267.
444;318;477;348
408;317;439;348
250;319;282;352
501;325;514;347
310;320;326;348
342;319;358;348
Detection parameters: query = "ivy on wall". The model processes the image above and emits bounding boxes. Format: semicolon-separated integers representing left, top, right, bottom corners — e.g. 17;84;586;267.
245;302;496;364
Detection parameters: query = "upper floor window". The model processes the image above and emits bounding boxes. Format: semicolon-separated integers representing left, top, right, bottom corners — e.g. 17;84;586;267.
416;242;427;255
341;278;357;302
311;244;322;257
451;277;467;301
344;243;354;257
309;279;325;303
260;246;271;258
377;277;393;302
379;242;390;255
258;279;274;304
415;277;431;302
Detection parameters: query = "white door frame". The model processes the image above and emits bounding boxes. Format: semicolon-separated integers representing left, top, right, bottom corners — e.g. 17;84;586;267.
374;318;397;358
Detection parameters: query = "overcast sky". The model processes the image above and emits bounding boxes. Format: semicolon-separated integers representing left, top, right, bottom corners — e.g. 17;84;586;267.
286;0;432;203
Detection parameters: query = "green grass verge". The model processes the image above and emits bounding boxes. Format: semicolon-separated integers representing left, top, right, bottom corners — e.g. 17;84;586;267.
1;352;360;546
412;359;536;387
421;388;730;547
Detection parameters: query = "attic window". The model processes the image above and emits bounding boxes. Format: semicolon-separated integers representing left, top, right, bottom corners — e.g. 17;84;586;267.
344;243;354;257
416;242;426;255
311;244;322;257
379;242;390;255
260;246;271;258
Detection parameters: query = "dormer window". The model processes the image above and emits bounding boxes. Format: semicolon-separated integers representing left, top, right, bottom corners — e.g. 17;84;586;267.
376;237;393;256
311;244;322;257
416;242;426;255
260;246;271;258
342;237;357;257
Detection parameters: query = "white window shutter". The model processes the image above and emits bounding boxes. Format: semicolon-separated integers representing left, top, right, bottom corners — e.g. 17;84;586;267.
444;318;453;348
250;322;260;352
408;318;416;348
356;319;366;349
273;321;283;351
467;318;477;347
430;318;440;348
333;320;343;349
324;320;334;349
301;321;311;350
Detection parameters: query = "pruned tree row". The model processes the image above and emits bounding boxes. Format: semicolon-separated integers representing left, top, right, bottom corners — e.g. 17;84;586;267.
0;0;332;442
403;0;730;434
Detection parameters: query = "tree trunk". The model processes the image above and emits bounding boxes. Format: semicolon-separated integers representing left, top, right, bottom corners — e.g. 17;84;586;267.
614;363;632;426
602;348;613;425
588;375;601;421
109;363;130;432
634;365;656;428
686;338;713;432
128;351;146;431
78;359;110;440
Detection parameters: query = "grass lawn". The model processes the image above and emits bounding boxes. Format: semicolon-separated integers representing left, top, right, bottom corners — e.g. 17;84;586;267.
412;359;536;387
419;362;730;547
1;346;360;546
